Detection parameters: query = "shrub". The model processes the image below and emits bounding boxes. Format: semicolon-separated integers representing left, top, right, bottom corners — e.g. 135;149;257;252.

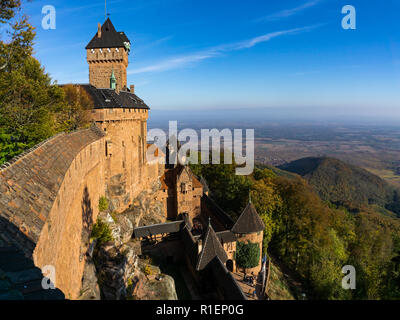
143;265;152;276
98;196;109;212
91;218;113;246
236;241;260;269
111;211;118;222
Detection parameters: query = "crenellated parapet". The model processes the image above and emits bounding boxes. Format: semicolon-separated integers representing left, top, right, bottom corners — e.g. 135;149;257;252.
85;18;131;92
90;107;148;123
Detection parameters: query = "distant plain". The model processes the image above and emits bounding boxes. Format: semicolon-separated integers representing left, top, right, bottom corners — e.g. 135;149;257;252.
148;109;400;187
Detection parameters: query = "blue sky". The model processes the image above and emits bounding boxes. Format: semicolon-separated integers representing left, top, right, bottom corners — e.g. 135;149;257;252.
20;0;400;120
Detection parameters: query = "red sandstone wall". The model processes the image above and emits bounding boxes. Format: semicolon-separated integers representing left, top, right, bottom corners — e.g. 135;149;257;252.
33;138;105;299
87;48;129;92
0;117;162;299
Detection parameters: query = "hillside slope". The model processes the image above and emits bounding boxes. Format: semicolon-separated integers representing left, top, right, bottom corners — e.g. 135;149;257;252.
279;157;400;217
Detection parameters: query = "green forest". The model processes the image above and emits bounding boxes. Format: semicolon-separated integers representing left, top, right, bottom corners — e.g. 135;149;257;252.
191;158;400;300
0;1;91;166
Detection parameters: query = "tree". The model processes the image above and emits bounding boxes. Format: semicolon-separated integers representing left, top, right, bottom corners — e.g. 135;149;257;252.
0;0;22;23
56;84;93;132
0;5;93;165
90;218;113;248
98;196;109;212
250;177;282;252
0;3;64;165
190;152;252;219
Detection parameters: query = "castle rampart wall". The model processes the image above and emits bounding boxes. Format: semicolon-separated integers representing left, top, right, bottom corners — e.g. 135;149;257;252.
33;134;106;299
0;119;162;299
0;127;106;299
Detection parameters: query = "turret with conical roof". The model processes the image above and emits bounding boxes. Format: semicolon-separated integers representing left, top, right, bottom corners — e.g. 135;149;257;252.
231;197;265;273
231;201;265;235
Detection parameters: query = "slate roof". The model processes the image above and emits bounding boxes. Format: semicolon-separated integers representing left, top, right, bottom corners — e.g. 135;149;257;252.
196;222;228;271
199;176;209;193
231;202;265;234
132;221;184;238
209;257;246;300
85;18;130;50
215;230;237;244
81;84;149;109
181;224;199;266
202;194;235;230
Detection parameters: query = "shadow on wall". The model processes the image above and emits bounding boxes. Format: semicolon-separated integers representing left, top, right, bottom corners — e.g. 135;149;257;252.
0;216;65;300
81;186;94;243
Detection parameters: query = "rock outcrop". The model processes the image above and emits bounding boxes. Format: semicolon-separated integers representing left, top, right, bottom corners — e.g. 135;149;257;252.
88;183;177;300
124;181;166;228
94;241;139;300
78;257;100;300
128;262;178;300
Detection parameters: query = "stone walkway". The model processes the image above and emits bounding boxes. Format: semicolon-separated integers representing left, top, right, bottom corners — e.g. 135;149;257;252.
232;271;265;300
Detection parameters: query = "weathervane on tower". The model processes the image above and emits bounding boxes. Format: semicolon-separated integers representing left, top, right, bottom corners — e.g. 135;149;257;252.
105;0;109;21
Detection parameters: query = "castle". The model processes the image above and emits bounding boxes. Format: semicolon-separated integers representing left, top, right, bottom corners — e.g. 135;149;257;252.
0;18;264;300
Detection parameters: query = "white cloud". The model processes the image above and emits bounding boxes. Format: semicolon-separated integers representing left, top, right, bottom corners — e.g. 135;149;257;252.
256;0;322;22
128;52;220;74
128;25;320;75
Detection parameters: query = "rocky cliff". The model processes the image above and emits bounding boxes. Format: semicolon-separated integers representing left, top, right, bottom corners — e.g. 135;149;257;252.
80;181;178;300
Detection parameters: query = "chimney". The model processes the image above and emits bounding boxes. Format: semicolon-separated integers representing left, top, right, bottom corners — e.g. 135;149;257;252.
97;23;101;38
130;85;135;94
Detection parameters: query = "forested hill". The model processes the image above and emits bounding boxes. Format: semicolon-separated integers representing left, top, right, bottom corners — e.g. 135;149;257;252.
279;157;400;217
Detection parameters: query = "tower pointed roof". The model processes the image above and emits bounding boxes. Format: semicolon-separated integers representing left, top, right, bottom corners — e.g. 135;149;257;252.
86;18;130;49
199;176;209;193
231;201;265;234
196;220;228;271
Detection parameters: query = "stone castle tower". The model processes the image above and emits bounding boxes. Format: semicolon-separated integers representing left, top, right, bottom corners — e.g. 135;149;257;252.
86;18;130;92
231;199;265;273
82;18;162;212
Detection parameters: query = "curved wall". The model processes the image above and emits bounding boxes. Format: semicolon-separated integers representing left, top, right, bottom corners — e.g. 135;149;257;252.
33;136;106;299
0;127;106;299
0;120;162;299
